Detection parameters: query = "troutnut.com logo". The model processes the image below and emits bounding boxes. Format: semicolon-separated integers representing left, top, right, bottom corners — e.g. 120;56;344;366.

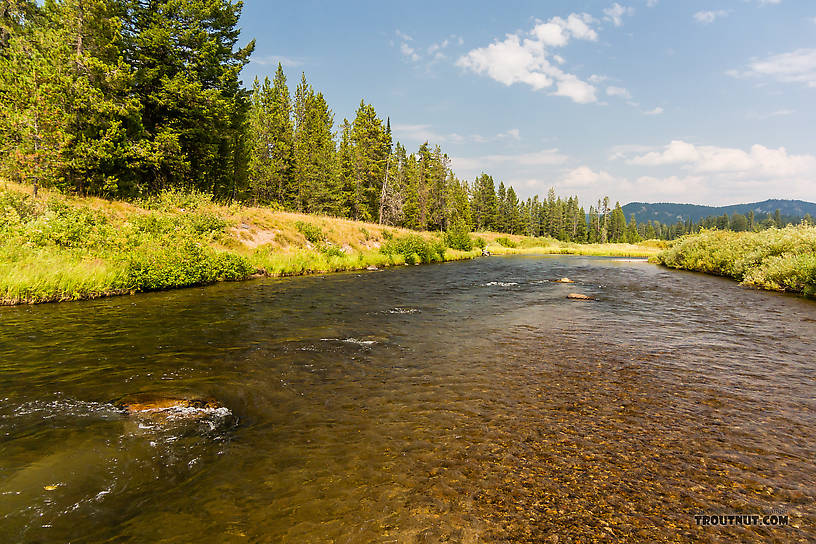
694;514;789;527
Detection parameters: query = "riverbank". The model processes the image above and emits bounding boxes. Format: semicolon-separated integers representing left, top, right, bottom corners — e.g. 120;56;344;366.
654;225;816;298
1;182;660;305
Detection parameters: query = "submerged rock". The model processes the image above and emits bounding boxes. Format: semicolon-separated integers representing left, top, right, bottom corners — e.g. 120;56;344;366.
556;277;575;283
567;293;595;300
114;393;225;422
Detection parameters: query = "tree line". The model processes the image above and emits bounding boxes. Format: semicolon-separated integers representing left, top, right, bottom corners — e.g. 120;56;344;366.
1;0;253;198
10;0;794;245
641;210;814;241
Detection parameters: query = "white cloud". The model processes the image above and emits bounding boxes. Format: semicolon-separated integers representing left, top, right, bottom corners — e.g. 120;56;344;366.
693;10;729;24
746;109;795;120
603;3;635;27
560;166;617;188
393;124;524;145
729;48;816;88
452;148;568;176
456;13;601;103
400;43;420;62
644;106;664;115
497;128;521;140
757;0;781;4
646;0;658;6
622;140;816;179
606;86;631;99
251;55;303;67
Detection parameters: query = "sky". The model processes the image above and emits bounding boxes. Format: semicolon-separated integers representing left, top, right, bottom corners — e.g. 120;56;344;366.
238;0;816;207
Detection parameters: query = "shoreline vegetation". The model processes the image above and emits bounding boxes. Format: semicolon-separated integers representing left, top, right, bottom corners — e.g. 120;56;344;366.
0;182;660;306
654;226;816;298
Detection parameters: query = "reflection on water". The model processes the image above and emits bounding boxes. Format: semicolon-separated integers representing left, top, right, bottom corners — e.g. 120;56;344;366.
1;256;814;542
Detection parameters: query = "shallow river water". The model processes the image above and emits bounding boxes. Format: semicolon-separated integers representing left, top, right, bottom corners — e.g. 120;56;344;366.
1;256;815;543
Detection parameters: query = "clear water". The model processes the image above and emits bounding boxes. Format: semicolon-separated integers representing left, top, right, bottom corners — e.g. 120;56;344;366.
1;256;814;542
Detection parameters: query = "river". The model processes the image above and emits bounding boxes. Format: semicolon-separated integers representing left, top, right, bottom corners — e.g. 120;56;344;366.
1;256;814;542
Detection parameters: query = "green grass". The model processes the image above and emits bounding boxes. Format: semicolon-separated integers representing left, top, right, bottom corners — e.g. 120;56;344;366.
654;226;816;297
0;181;669;305
486;238;662;258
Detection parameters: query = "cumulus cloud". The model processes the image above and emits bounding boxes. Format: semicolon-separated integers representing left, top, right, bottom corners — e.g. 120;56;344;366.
456;13;601;103
693;10;729;24
644;106;664;115
560;166;617;188
622;140;816;179
603;3;635;27
728;48;816;88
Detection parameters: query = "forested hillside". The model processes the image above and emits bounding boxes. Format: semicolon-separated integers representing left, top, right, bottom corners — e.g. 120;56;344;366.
623;200;816;226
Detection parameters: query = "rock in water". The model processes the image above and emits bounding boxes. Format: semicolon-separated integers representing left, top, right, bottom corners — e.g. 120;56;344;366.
114;393;224;422
556;277;574;283
567;293;595;300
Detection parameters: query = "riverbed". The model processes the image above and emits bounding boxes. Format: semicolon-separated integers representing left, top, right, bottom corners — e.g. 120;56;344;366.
1;256;814;542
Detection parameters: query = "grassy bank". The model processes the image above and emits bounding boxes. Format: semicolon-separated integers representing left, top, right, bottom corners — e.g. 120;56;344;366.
479;233;664;258
654;226;816;298
0;182;658;305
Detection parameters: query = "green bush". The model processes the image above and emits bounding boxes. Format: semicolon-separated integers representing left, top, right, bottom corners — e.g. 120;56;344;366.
295;221;326;243
123;242;254;292
0;188;37;225
319;243;345;258
381;234;446;264
444;224;474;251
188;212;228;235
139;188;214;211
656;226;816;297
495;236;517;248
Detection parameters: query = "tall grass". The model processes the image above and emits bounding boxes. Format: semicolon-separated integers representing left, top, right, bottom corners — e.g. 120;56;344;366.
655;226;816;297
1;181;667;305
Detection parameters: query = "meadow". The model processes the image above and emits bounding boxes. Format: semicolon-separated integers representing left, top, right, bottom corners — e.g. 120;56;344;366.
0;182;661;305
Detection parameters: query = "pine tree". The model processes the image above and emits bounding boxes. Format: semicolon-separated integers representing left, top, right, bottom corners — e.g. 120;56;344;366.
471;173;498;231
0;2;70;194
505;186;520;234
248;64;294;205
124;0;255;196
349;100;388;221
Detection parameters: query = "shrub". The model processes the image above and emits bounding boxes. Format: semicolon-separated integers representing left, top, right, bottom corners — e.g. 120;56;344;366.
319;244;345;258
123;242;254;292
495;236;517;248
444;224;474;251
656;226;816;297
295;221;326;243
381;234;446;264
188;212;228;236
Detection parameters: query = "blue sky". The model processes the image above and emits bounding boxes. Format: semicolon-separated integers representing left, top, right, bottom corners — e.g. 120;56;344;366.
239;0;816;206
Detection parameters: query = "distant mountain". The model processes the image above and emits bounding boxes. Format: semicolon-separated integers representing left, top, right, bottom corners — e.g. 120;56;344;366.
622;199;816;224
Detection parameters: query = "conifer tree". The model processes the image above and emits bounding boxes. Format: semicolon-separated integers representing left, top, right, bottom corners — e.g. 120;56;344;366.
349;101;388;221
